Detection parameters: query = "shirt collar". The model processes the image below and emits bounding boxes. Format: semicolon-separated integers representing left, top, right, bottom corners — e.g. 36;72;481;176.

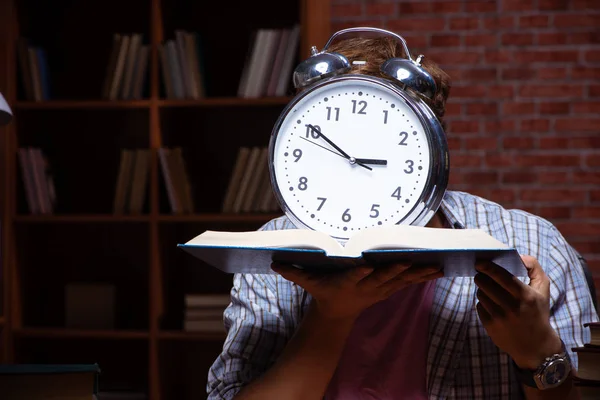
438;192;466;229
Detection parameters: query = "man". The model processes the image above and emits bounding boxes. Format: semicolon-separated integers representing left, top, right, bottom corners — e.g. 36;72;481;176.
207;32;598;399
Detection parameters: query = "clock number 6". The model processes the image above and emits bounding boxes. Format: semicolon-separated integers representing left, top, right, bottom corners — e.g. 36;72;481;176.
342;209;351;222
298;177;308;191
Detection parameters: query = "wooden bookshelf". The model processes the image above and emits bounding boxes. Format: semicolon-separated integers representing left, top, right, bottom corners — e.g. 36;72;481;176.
0;0;331;399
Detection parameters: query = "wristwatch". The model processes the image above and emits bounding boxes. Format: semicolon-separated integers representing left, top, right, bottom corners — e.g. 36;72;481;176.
513;340;572;390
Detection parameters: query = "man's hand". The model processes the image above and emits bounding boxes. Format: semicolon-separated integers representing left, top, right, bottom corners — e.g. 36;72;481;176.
474;256;563;370
272;263;443;320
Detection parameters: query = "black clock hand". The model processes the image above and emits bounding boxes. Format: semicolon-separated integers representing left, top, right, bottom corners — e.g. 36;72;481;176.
355;158;387;165
306;124;372;170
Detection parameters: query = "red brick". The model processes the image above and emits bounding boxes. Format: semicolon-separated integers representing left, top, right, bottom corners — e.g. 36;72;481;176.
502;33;534;46
573;172;600;185
388;18;446;32
521;189;586;203
590;85;600;97
502;171;537;183
451;153;484;167
428;51;481;65
571;136;600;148
431;1;463;13
464;137;499;150
537;32;568;46
465;1;496;13
488;189;516;203
538;171;570;184
539;102;570;114
539;0;570;10
446;136;462;150
570;239;600;254
502;0;535;11
519;119;550;132
514;154;581;167
584;50;600;63
444;103;462;116
485;153;513;167
573;0;600;9
431;34;461;47
554;222;600;236
514;50;579;63
466;102;498;115
538;206;572;219
484;120;515;133
502;68;535;80
555;118;600;132
537;67;568;80
462;67;497;81
555;14;600;28
486;84;514;98
449;17;480;30
450;85;487;98
332;4;362;17
503;137;535;149
519;84;584;98
398;2;432;14
573;101;600;114
464;33;497;47
584;153;600;167
568;31;600;44
483;16;515;30
502;102;535;115
448;120;480;134
366;3;395;15
539;137;570;149
463;171;499;185
519;15;550;28
401;34;429;49
484;50;513;63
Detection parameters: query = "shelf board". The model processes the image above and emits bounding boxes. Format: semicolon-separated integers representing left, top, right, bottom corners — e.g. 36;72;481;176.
14;214;151;223
14;100;151;109
13;328;150;339
158;213;281;223
158;96;292;107
158;330;226;341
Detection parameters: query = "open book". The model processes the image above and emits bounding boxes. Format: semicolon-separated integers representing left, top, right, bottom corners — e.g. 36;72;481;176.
178;225;527;277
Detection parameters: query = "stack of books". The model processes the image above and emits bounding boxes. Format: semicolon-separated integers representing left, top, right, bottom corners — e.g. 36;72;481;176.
573;322;600;398
183;293;231;333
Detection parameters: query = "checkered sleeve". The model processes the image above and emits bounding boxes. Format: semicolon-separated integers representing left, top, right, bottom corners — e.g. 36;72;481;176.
206;217;305;399
545;227;599;370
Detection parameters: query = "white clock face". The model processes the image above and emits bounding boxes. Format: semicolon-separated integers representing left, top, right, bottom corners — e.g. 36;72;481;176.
271;77;432;240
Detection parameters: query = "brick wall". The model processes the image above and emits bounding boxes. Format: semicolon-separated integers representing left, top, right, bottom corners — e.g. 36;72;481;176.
330;0;600;300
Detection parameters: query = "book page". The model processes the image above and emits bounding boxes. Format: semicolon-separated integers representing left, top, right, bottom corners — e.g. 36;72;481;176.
343;225;510;257
185;229;345;255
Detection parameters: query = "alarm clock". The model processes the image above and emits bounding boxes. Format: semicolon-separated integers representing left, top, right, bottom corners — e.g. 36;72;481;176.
268;27;449;241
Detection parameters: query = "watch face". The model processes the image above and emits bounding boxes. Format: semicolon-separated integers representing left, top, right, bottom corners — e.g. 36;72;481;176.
270;75;447;240
542;359;568;386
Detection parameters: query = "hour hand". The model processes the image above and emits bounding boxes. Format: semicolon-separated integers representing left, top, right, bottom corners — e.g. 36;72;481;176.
355;158;387;165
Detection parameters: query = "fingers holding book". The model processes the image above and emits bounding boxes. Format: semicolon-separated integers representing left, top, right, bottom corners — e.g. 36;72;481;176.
271;262;443;320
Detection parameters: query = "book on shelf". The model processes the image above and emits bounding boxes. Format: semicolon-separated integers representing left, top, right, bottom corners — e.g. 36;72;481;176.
17;38;50;101
158;30;206;99
178;224;527;276
113;148;151;214
17;146;56;214
572;322;600;399
237;24;300;98
0;363;100;400
183;294;230;333
221;146;279;213
157;147;194;214
102;33;150;100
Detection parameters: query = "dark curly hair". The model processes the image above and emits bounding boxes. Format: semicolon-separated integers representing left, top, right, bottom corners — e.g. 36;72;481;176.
324;36;451;130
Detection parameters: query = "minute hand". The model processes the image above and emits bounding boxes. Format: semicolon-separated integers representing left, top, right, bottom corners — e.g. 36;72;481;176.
306;124;371;171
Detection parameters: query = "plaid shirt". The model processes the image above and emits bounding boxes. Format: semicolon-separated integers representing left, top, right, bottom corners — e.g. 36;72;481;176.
207;190;599;399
